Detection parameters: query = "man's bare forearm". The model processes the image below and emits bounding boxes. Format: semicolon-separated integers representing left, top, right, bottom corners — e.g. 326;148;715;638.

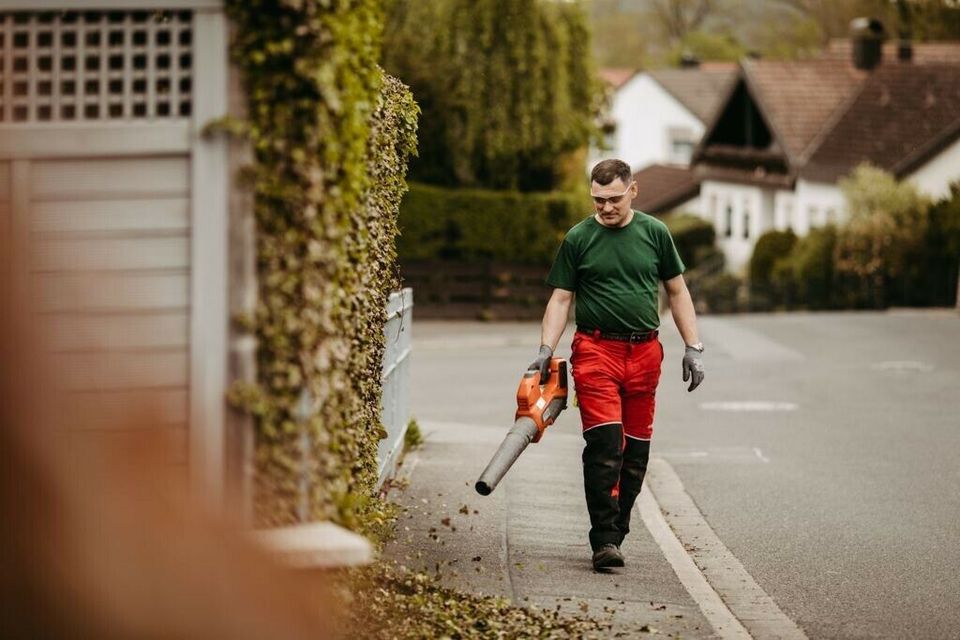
541;289;573;352
665;278;700;346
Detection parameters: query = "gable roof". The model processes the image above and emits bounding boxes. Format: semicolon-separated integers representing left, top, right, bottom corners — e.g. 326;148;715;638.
630;164;700;214
802;63;960;182
741;58;866;165
648;66;737;123
695;39;960;184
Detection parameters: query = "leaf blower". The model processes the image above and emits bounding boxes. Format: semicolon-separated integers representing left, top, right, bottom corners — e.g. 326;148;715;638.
475;358;568;496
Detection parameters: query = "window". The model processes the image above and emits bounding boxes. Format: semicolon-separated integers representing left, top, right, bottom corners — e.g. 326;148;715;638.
724;204;733;238
670;139;695;163
667;127;696;164
743;198;751;239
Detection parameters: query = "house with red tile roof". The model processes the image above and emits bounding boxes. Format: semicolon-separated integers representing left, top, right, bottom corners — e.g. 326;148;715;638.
691;27;960;273
588;62;736;186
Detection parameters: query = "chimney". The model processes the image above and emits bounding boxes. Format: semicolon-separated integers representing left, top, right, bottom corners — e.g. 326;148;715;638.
850;17;886;71
679;51;700;69
896;0;914;63
898;40;913;62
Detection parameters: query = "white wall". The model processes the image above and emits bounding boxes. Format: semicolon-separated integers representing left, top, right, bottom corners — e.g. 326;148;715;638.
700;181;777;273
773;190;795;232
589;74;705;174
668;194;701;216
794;180;847;235
691;136;960;274
907;135;960;201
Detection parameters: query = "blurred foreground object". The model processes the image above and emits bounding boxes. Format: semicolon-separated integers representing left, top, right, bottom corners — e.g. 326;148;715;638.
0;299;336;639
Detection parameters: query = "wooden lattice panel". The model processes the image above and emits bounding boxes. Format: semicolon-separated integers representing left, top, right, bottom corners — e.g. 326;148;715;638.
0;10;193;123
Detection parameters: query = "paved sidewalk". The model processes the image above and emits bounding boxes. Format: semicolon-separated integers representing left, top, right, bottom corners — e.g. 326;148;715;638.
383;321;717;638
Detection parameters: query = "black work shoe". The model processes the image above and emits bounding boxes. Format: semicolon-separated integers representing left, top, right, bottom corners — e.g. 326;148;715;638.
592;543;625;571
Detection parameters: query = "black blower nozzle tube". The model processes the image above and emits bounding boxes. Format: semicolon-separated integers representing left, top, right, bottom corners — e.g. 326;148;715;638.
475;417;539;495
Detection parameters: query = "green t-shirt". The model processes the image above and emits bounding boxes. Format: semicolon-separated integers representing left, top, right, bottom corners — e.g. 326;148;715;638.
546;211;685;332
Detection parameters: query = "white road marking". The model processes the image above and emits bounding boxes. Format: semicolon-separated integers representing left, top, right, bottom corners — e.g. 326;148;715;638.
640;491;751;639
753;447;770;463
871;360;934;373
700;401;798;412
643;458;808;640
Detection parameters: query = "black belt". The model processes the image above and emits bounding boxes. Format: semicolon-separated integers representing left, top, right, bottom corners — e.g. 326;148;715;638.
578;326;659;343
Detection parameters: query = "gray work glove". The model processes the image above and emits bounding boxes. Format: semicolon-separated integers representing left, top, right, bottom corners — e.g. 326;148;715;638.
682;346;705;392
527;345;553;383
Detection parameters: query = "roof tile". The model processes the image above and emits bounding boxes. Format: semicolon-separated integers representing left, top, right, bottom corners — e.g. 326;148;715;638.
802;63;960;182
631;164;700;214
742;58;866;163
648;66;738;122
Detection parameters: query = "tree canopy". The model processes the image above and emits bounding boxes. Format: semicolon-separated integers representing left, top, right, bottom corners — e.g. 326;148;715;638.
383;0;598;191
590;0;960;68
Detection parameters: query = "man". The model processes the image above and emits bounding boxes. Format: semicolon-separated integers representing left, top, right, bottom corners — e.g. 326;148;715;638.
529;158;704;571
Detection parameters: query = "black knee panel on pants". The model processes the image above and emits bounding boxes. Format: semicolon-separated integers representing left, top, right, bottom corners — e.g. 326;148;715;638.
616;438;651;543
582;423;624;550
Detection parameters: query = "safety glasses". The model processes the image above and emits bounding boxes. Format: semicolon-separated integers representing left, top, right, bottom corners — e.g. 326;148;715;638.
591;182;635;206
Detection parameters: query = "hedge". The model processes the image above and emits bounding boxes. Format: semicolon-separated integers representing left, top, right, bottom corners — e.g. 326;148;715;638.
771;225;838;310
748;229;797;310
225;1;418;529
661;213;717;271
397;182;586;265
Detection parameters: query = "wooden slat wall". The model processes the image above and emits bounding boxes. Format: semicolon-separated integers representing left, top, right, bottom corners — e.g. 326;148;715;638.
28;156;191;460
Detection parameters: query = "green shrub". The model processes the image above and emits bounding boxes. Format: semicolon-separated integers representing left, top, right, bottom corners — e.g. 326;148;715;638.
919;184;960;306
771;225;838;310
749;229;797;310
662;213;716;270
397;182;586;265
836;164;932;308
693;272;743;314
403;418;423;450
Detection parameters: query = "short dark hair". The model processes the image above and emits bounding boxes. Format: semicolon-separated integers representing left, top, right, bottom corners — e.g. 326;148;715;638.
591;159;632;186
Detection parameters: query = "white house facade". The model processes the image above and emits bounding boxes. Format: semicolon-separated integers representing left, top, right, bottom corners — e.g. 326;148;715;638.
907;135;960;201
690;41;960;274
589;65;735;175
595;73;704;171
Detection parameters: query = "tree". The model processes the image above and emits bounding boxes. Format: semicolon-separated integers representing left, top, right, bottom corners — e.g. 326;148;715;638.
382;0;598;191
835;164;932;307
650;0;715;43
771;225;838;309
666;30;748;63
749;229;797;309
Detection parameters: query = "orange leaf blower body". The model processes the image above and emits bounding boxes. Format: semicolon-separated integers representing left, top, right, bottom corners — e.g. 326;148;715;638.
475;358;568;496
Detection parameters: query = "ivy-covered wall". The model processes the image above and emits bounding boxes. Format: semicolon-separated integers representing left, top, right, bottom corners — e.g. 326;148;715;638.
225;1;418;528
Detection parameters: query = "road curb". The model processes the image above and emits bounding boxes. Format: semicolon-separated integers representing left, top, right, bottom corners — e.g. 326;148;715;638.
645;457;809;640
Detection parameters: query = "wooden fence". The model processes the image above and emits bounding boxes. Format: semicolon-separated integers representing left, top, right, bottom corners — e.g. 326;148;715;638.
401;260;551;320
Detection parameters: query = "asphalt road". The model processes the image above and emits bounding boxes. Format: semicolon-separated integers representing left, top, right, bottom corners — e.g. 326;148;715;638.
409;310;960;639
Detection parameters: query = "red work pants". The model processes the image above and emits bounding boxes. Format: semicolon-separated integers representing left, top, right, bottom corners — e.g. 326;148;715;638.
570;330;663;550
